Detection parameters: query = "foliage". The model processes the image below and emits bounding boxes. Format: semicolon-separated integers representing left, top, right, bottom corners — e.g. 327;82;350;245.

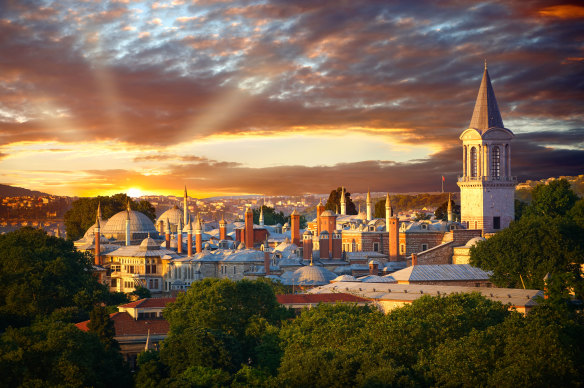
159;278;288;382
88;304;118;351
526;178;579;218
325;187;357;215
0;227;108;330
374;193;453;218
64;193;156;241
253;205;287;226
0;320;131;388
470;215;584;295
514;198;528;221
255;277;294;295
132;286;152;299
434;198;460;221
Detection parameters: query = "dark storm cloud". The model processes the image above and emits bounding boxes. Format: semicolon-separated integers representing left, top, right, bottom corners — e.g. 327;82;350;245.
0;0;582;194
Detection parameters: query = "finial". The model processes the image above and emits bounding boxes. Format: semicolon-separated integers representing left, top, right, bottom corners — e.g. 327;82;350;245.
484;58;487;70
127;200;131;212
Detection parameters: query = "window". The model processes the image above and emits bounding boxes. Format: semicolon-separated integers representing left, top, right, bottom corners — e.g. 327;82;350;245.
421;244;428;251
400;244;405;254
491;146;500;179
373;242;379;252
493;216;501;230
470;147;477;177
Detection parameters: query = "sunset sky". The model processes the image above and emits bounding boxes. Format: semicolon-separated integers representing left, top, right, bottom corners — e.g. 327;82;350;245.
0;0;582;198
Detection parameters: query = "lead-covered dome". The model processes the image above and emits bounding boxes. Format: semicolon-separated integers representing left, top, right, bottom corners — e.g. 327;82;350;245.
156;206;192;233
286;265;337;286
101;210;157;241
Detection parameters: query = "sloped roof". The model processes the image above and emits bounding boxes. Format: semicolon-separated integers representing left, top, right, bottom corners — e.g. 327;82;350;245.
75;312;170;336
469;66;504;133
118;297;176;309
276;293;369;304
391;264;491;282
358;275;396;283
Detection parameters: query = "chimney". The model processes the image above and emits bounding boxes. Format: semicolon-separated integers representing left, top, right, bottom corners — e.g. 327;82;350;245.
291;210;300;246
369;260;379;275
245;205;254;249
165;217;171;249
195;215;202;254
303;231;313;261
411;253;418;266
187;220;193;257
177;217;183;254
219;215;227;240
264;251;270;276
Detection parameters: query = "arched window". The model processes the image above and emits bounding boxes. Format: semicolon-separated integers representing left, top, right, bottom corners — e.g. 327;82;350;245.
491;146;500;179
470;147;477;177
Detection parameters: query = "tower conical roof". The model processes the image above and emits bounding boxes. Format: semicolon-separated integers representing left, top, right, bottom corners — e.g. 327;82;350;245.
469;63;504;133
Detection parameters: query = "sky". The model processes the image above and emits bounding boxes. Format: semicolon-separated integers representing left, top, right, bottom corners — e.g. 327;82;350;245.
0;0;582;198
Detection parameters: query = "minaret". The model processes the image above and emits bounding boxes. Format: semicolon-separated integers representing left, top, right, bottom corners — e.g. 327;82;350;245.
316;200;324;235
366;190;372;221
195;214;203;253
340;187;346;215
94;216;101;266
259;206;264;226
177;217;183;254
183;186;188;227
385;193;392;230
219;214;227;240
97;201;102;220
291;210;300;246
125;208;131;246
457;63;515;233
244;205;254;249
165;217;171;249
447;193;453;222
187;218;193;257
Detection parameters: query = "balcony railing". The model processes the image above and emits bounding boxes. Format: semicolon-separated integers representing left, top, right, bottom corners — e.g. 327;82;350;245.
458;176;517;182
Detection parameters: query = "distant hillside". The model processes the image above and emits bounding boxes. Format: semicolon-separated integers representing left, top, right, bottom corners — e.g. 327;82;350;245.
0;184;51;197
516;174;584;202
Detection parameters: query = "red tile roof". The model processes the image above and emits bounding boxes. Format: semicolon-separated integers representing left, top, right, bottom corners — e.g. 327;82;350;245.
276;293;370;304
75;312;170;337
118;297;176;309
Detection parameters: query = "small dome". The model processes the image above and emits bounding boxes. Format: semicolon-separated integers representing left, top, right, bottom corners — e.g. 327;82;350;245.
156;206;191;232
331;274;357;282
139;236;159;251
465;236;486;247
320;210;336;217
292;265;337;286
319;230;329;238
303;230;313;236
101;210;157;240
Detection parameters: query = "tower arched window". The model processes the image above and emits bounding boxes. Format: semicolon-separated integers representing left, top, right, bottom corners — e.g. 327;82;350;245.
491;146;500;179
470;147;477;177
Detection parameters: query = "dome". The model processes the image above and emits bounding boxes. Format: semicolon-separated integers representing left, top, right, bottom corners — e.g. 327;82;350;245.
303;230;313;236
101;210;157;241
81;218;104;240
320;210;336;217
331;274;357;282
139;236;160;251
156;206;192;233
465;236;486;247
291;265;337;286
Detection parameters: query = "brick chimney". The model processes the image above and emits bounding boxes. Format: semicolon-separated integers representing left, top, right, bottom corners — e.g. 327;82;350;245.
411;253;418;266
187;220;193;257
291;210;300;246
369;260;379;275
264;251;270;276
219;215;227;240
177;217;183;254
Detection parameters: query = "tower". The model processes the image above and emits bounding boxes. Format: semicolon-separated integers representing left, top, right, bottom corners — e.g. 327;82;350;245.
195;214;203;253
125;208;131;246
259;206;264;226
187;218;193;257
340;187;346;215
290;209;300;246
447;193;453;222
94;216;101;265
183;186;188;226
457;63;516;233
219;215;227;240
366;190;372;221
165;217;171;249
385;193;392;229
244;205;254;249
316;200;325;235
177;217;183;254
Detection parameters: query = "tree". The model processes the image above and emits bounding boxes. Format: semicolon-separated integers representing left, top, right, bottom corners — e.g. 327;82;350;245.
252;206;286;225
0;320;131;387
160;279;288;380
325;187;357;215
0;227;108;330
470;215;584;294
132;286;152;299
64;194;156;241
88;305;118;351
514;198;528;221
527;179;579;218
374;198;387;218
434;198;460;221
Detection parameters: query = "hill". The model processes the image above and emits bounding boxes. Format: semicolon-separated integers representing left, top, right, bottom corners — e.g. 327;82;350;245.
516;174;584;202
0;184;51;197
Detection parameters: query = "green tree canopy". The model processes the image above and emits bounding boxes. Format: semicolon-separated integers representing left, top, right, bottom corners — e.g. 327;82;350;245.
64;194;156;241
0;320;131;387
0;227;108;330
434;198;460;221
325;187;357;215
252;205;286;225
470;215;584;296
88;305;118;351
527;178;579;218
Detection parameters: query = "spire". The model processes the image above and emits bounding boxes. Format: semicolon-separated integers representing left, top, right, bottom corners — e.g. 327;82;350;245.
183;186;188;226
366;189;371;203
127;200;131;212
96;201;102;219
259;206;264;226
469;63;504;133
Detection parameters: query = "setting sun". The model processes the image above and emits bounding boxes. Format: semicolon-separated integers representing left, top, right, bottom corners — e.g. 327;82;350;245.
127;188;142;198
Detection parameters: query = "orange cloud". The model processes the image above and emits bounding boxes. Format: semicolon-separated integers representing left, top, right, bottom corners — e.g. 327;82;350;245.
538;5;584;19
